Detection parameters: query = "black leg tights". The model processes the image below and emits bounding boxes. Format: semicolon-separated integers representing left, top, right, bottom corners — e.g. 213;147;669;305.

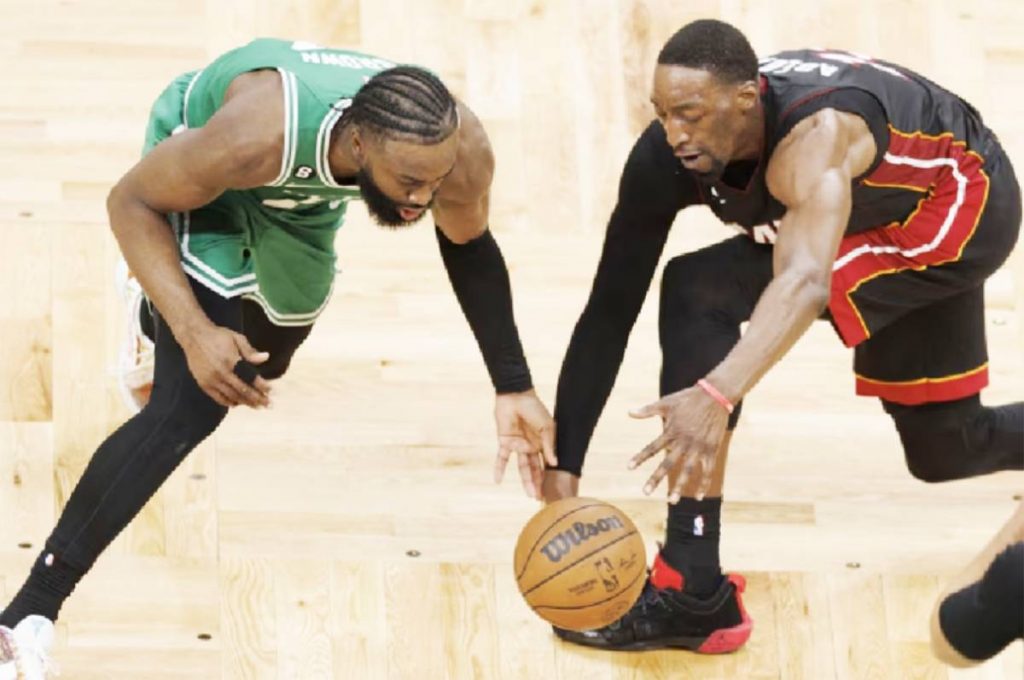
884;396;1024;483
1;279;312;625
658;236;773;595
659;235;774;407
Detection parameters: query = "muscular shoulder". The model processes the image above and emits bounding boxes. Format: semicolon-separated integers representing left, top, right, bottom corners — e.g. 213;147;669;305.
767;108;875;205
772;109;848;170
438;100;494;202
196;70;286;187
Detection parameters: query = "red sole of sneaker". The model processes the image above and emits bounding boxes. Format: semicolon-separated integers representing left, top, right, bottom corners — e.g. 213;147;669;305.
696;618;753;654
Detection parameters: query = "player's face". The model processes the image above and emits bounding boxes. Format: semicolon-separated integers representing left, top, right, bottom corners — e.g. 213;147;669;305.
651;64;758;183
355;133;459;228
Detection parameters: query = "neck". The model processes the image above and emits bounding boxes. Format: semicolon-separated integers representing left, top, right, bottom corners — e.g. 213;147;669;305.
733;103;765;161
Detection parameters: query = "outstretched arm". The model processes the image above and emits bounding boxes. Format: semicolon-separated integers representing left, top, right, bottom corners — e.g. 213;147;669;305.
432;102;555;499
629;108;877;500
705;108;877;400
546;121;695;498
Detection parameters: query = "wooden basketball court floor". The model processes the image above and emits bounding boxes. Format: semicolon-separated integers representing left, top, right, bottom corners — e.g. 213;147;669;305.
1;1;1022;678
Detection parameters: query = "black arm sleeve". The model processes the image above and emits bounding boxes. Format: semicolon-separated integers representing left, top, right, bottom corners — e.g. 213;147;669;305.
552;122;700;476
436;227;533;394
939;542;1024;662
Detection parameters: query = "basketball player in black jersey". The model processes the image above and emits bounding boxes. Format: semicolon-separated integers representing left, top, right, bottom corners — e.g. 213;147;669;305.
543;19;1023;652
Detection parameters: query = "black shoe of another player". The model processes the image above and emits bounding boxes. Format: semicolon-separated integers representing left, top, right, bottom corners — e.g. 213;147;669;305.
553;552;753;653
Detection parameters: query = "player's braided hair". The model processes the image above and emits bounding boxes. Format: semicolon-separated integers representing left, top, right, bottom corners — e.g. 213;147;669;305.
342;65;458;144
658;19;758;84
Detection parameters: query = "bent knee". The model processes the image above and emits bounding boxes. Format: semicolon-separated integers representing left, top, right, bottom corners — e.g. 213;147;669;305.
904;453;966;483
887;397;983;483
258;360;292;381
142;382;229;444
661;252;722;303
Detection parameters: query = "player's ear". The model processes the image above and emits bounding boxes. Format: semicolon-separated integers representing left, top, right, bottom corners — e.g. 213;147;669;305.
351;127;366;163
735;80;759;111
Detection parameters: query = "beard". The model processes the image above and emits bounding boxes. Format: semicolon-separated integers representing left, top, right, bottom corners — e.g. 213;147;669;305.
356;166;431;229
690;156;728;185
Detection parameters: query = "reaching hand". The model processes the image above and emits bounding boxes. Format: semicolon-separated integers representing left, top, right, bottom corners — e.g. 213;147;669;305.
493;390;557;499
628;385;730;502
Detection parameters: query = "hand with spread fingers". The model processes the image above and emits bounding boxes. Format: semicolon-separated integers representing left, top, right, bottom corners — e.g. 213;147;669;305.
628;383;730;503
493;390;557;500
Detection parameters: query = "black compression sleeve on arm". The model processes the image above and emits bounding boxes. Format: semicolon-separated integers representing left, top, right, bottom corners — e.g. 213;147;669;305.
436;226;533;394
553;121;699;476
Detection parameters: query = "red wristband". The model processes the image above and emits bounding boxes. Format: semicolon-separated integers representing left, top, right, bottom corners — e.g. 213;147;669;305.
697;378;735;414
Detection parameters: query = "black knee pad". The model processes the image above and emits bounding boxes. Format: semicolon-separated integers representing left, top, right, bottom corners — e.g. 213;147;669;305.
660;252;731;319
659;252;740;365
884;396;1023;482
257;357;293;381
885;396;979;482
660;253;746;430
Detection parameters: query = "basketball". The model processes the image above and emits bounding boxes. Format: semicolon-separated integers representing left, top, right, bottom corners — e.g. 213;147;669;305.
514;497;647;631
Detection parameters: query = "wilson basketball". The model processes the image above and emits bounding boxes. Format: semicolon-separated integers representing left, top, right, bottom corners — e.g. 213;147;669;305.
514;497;647;631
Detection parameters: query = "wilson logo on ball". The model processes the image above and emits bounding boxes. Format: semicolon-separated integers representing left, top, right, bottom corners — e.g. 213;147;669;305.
539;516;626;563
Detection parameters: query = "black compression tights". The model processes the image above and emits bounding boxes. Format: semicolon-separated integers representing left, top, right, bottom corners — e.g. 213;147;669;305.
884;396;1024;482
658;237;774;415
939;542;1024;660
0;279;312;626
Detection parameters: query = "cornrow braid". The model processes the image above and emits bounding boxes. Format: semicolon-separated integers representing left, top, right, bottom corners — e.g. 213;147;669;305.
342;65;459;144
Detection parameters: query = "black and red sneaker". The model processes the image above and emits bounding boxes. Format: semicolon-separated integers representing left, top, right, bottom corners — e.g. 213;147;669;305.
553;553;753;653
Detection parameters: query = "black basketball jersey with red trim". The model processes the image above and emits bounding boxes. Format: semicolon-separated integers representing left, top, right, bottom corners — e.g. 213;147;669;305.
704;48;999;242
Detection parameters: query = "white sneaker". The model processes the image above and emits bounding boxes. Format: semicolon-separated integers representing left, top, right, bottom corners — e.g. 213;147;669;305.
115;258;155;412
0;615;56;679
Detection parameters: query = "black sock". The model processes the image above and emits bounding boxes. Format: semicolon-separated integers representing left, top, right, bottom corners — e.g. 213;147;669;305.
662;497;723;598
0;549;84;626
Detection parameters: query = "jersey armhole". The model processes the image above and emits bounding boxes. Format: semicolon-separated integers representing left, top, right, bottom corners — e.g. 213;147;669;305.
777;87;890;182
181;69;204;130
315;97;349;188
267;68;300;187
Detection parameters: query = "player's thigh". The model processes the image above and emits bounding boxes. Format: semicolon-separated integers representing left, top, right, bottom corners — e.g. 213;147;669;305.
240;299;314;379
660;234;774;322
854;285;988;404
831;147;1020;347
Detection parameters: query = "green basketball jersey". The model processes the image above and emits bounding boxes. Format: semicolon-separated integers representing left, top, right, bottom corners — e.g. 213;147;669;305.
184;38;396;197
144;38;398;325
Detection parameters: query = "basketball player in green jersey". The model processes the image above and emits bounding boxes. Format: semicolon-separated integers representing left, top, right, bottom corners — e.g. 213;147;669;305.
0;38;555;677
